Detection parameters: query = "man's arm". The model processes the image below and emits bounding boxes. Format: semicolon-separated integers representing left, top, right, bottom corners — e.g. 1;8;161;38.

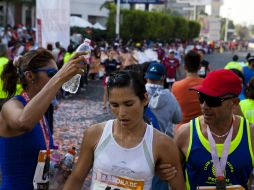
174;123;190;164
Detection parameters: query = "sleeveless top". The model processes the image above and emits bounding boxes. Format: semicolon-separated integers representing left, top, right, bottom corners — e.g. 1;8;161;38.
240;99;254;124
0;95;54;190
91;119;155;190
185;117;254;190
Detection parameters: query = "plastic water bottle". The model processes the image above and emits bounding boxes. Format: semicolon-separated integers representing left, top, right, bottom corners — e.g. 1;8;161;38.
61;146;76;171
62;39;92;94
49;145;61;178
50;147;76;189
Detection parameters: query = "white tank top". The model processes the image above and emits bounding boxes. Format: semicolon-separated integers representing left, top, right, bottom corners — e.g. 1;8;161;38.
91;119;155;190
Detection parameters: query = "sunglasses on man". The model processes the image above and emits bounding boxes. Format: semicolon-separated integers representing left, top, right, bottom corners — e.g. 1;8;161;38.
198;93;236;107
33;68;58;78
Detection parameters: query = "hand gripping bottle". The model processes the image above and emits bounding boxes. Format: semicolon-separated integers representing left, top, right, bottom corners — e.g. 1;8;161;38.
62;39;92;94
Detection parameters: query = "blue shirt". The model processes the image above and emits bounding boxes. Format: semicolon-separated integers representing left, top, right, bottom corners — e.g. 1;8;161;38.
243;66;254;85
0;95;54;190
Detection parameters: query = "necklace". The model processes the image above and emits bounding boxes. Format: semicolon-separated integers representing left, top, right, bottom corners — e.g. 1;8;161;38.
210;129;230;138
209;116;235;138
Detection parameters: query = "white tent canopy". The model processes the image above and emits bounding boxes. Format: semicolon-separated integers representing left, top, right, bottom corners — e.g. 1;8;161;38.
70;16;93;28
93;22;106;30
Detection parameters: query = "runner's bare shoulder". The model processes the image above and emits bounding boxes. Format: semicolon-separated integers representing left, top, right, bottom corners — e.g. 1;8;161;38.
82;121;108;150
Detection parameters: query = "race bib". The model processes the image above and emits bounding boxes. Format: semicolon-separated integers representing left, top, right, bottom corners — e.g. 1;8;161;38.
198;66;206;76
33;150;50;190
105;76;109;83
92;171;144;190
166;78;175;83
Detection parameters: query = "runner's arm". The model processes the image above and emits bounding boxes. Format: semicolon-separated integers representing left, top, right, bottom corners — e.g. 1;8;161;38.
155;123;189;182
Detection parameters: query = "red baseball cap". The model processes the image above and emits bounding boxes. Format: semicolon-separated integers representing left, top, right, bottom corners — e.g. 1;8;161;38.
191;69;242;97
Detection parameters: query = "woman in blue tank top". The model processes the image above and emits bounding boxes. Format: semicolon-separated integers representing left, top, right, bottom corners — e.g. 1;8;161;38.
0;48;87;190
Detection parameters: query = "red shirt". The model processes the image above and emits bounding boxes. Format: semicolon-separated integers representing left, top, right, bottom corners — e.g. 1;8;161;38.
162;57;180;79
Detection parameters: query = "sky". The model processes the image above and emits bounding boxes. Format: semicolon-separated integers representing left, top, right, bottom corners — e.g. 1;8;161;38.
206;0;254;26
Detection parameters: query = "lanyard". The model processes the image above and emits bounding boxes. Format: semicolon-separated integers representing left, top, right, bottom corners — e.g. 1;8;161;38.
207;118;234;178
21;91;50;156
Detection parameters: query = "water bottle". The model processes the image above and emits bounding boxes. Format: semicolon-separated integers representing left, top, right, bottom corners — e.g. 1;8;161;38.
49;145;61;178
61;147;76;171
62;39;92;94
49;147;76;189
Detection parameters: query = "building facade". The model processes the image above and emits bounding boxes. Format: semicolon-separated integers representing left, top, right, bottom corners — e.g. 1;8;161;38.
0;0;108;28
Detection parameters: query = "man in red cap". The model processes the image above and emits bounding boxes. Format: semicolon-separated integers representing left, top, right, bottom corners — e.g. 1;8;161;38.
162;69;254;189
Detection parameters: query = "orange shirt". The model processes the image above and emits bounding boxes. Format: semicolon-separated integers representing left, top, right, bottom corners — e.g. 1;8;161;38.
172;77;204;128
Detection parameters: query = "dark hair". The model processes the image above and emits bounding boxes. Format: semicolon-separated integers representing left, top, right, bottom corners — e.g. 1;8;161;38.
198;49;206;55
1;48;54;98
67;44;74;53
55;41;60;48
47;43;53;51
232;55;238;61
246;77;254;99
107;70;146;101
0;43;8;57
124;64;144;77
229;68;245;85
246;53;251;61
92;47;101;59
184;50;201;73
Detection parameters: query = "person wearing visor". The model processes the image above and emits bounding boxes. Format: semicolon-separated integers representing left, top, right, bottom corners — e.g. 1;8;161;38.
173;69;254;189
0;48;87;190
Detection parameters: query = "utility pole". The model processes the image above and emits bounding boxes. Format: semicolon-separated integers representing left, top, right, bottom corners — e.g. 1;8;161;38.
193;0;197;20
116;0;121;41
224;17;228;42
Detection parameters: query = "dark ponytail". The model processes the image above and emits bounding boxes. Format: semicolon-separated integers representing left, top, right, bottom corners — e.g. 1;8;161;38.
1;60;20;98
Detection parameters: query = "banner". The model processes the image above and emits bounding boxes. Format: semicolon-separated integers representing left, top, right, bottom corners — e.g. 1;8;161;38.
36;0;70;49
120;0;164;4
176;0;211;5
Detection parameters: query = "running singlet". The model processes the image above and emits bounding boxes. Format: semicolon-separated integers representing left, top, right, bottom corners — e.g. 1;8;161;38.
91;120;155;190
185;117;254;190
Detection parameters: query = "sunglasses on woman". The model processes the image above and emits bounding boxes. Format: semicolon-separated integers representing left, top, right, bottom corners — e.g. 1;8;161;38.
33;68;58;78
198;93;236;107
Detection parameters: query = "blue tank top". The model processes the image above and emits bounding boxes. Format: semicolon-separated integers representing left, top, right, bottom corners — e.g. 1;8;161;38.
0;95;54;190
185;117;254;190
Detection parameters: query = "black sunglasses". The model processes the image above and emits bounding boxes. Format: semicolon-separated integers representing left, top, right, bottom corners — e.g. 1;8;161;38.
33;68;58;78
198;93;235;107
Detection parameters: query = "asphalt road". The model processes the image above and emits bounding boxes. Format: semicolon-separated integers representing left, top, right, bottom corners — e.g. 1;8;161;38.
206;50;253;70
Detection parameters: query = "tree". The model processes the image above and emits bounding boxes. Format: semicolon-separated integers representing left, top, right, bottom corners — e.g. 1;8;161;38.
188;21;201;39
235;24;250;41
249;25;254;35
106;8;200;42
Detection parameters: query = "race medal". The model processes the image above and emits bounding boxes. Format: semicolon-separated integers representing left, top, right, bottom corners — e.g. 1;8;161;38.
216;176;226;190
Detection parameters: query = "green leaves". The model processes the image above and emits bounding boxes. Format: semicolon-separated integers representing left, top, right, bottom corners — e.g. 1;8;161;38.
106;9;201;42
